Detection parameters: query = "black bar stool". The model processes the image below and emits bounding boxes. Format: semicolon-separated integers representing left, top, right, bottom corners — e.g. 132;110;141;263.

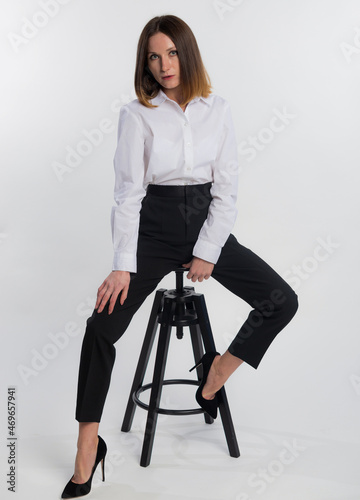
121;267;240;467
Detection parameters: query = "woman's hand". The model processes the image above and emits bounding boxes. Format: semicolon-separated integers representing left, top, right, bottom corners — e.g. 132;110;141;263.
182;257;214;282
95;270;131;314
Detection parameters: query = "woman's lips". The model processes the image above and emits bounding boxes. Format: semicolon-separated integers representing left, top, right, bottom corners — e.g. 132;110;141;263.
162;75;174;80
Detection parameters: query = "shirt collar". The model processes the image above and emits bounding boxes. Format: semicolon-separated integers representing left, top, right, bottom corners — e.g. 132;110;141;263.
151;88;212;107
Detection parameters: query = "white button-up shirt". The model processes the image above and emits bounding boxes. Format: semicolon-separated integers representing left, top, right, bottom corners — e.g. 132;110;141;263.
111;88;239;272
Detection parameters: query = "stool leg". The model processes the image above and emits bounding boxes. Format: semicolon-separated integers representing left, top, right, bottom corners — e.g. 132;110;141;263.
140;298;175;467
121;289;166;432
193;293;241;458
217;387;240;457
187;303;214;425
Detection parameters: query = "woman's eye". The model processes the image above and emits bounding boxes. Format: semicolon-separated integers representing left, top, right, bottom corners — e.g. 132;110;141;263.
149;51;177;60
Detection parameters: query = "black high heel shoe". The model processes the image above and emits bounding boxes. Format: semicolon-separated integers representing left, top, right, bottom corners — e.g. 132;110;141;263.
190;351;220;419
61;435;107;499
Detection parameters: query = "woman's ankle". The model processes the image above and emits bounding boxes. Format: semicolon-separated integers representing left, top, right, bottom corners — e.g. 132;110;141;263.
77;422;99;449
216;350;244;380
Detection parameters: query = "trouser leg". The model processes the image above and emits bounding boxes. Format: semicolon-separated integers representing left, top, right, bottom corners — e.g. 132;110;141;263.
212;234;299;369
75;235;186;422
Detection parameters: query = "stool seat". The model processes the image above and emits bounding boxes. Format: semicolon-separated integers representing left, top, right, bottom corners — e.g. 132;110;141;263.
121;267;240;467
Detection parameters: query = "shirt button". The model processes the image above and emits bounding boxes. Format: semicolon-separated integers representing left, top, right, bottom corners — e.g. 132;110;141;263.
186;167;191;171
187;142;191;146
184;122;188;126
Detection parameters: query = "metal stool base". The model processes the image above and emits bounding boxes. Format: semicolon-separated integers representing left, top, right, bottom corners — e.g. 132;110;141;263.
121;268;240;467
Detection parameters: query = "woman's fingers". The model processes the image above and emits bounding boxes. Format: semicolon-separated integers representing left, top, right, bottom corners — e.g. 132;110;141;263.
107;281;130;313
95;271;131;314
107;289;119;314
95;280;107;309
184;257;214;282
119;283;129;306
97;287;113;313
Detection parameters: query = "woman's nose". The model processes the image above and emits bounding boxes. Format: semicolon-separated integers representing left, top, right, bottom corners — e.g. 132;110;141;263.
161;57;170;71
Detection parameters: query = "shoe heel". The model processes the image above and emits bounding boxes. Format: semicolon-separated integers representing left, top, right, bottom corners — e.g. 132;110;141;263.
101;457;105;482
189;360;202;372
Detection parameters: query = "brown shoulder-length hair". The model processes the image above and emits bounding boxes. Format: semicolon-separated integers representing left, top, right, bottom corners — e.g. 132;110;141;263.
135;15;212;108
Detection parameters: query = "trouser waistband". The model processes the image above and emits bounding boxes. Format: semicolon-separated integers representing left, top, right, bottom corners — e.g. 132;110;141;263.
146;182;212;197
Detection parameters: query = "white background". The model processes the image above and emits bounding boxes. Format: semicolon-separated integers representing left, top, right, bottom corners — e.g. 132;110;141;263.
1;0;360;499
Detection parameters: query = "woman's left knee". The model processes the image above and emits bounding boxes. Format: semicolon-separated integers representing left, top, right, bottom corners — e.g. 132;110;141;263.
281;288;299;322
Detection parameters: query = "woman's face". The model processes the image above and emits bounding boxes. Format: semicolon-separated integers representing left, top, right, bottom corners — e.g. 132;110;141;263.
147;32;181;97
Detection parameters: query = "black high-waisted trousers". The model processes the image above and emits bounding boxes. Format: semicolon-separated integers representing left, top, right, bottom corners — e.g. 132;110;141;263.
75;183;298;422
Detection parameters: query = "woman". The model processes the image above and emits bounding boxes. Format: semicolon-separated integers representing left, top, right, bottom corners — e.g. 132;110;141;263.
61;14;298;498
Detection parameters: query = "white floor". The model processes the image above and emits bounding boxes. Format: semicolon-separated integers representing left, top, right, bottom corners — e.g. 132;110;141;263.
5;418;360;500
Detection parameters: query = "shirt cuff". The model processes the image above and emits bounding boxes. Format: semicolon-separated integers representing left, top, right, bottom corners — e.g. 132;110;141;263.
192;238;222;265
112;252;137;273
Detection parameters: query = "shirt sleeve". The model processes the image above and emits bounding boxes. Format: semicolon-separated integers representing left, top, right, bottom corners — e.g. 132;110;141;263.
192;100;239;264
111;105;146;273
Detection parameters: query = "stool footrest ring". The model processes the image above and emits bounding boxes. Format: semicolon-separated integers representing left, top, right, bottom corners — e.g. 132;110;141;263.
133;379;205;416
